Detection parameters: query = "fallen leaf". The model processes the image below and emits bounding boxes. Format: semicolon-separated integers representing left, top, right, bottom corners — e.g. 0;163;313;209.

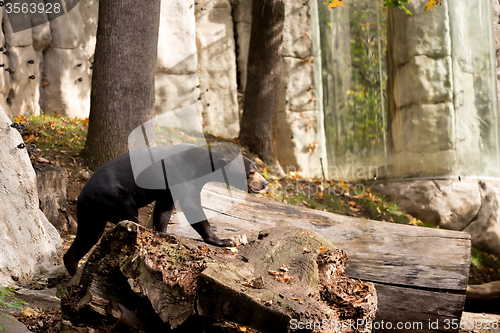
328;0;344;8
22;307;35;318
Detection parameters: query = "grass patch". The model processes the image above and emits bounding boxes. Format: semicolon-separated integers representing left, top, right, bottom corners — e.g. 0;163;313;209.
469;247;500;284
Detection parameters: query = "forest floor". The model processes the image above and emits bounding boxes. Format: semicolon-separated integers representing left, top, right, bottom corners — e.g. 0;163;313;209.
8;113;500;332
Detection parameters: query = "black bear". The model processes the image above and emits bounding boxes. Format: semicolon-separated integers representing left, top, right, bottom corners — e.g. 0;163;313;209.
63;144;268;276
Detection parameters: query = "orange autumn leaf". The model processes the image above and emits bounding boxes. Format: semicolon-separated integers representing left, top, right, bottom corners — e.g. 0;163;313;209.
424;0;440;12
328;0;344;8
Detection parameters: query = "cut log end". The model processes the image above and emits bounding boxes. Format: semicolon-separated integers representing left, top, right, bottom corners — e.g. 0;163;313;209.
61;222;377;332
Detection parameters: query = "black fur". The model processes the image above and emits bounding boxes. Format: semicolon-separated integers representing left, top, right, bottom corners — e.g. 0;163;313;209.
63;144;268;276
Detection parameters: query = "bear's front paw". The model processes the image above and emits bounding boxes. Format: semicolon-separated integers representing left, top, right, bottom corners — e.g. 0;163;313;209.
204;237;235;247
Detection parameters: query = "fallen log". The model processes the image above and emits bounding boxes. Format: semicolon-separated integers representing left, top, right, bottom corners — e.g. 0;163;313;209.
466;281;500;301
61;222;377;332
166;184;471;332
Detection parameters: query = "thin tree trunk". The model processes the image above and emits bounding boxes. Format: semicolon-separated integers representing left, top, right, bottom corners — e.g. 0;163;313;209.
84;0;161;169
239;0;284;175
385;9;395;155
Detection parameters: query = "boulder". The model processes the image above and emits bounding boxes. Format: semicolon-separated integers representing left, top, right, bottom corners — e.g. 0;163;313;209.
463;180;500;256
154;0;200;116
0;53;10;97
371;179;500;256
0;315;31;333
276;57;315;113
32;22;52;52
0;107;61;287
3;11;32;47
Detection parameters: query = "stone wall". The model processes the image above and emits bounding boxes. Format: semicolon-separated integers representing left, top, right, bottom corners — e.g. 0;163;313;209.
375;0;500;256
155;0;201;128
1;0;324;178
389;0;497;179
42;2;91;118
389;0;455;177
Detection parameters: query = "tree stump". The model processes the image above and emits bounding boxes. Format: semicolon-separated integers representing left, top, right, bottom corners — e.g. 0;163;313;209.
61;222;377;332
34;163;75;232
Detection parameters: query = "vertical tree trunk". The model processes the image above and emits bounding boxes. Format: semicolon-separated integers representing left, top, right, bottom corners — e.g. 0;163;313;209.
239;0;285;174
385;9;395;154
84;0;161;169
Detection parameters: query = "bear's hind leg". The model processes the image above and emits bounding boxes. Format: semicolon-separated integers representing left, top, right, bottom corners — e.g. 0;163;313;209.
63;214;107;277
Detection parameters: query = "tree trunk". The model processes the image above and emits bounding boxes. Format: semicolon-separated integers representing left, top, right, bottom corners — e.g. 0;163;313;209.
83;0;161;169
385;9;396;155
239;0;284;174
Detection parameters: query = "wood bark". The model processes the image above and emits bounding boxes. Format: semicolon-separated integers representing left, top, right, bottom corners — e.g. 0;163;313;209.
239;0;284;174
34;163;76;232
83;0;161;169
61;222;377;333
385;9;396;154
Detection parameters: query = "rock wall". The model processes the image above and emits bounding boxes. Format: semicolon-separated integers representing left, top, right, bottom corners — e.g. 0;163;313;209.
42;2;91;118
195;0;239;138
155;0;201;124
377;0;500;256
0;107;61;286
389;0;498;179
389;0;455;177
2;0;325;178
234;0;324;177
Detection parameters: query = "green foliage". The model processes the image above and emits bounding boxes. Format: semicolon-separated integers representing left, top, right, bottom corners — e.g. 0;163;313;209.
383;0;411;15
320;0;388;169
470;247;500;283
15;113;88;155
0;285;27;331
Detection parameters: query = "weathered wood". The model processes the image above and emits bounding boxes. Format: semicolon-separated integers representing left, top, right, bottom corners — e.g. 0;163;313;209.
62;222;377;333
466;281;500;301
167;184;471;332
198;227;377;333
34;163;76;232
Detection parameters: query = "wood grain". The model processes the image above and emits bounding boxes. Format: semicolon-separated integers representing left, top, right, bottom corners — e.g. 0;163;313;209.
168;184;471;331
